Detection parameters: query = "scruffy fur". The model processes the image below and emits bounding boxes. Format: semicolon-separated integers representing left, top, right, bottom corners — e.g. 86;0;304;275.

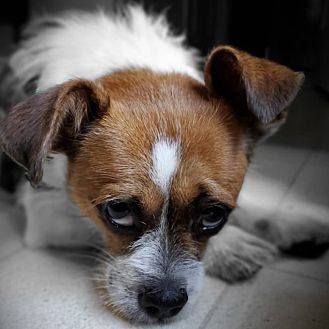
1;5;327;324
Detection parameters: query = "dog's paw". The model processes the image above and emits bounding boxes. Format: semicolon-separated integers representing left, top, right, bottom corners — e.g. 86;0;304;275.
254;209;329;258
203;225;278;283
282;240;329;258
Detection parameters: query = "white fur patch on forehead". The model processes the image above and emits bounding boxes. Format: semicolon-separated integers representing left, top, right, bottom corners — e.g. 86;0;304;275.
150;138;180;195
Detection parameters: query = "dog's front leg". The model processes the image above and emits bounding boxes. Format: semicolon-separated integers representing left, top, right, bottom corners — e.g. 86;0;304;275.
21;182;101;249
203;225;278;282
231;202;329;258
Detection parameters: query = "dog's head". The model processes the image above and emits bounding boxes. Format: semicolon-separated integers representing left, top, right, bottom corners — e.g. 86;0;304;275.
0;46;303;322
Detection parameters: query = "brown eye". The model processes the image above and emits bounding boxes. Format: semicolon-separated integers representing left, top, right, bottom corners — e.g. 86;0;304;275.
99;199;139;235
201;205;227;228
106;201;133;225
193;204;231;235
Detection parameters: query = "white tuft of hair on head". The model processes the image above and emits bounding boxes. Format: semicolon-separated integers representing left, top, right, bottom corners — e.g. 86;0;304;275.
9;5;202;92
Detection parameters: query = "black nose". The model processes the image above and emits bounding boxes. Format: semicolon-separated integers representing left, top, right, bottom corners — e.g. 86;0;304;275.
138;285;188;319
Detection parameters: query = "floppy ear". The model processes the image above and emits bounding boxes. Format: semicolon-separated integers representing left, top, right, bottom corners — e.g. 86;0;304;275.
0;80;109;187
204;46;304;124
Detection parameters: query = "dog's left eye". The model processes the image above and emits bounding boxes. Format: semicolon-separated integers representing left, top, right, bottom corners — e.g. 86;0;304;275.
193;204;231;235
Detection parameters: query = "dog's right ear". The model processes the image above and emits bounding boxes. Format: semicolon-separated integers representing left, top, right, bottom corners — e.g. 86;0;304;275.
0;80;109;187
204;46;304;124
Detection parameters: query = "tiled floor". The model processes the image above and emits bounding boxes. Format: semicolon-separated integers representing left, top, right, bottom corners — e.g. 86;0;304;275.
0;84;329;329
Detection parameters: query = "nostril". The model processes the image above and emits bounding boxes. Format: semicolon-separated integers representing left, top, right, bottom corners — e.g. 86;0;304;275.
169;306;183;316
138;286;188;319
145;306;160;316
179;288;188;304
139;291;161;318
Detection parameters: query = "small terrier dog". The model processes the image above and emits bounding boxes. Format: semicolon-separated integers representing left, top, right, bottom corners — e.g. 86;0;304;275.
1;5;328;324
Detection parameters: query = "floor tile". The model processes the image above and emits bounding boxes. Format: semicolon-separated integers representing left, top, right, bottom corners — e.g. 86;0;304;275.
201;281;256;329
0;249;134;329
307;150;329;167
253;144;310;165
268;252;329;283
205;268;329;329
265;148;329;282
282;153;329;206
234;145;310;230
0;246;227;329
0;192;24;261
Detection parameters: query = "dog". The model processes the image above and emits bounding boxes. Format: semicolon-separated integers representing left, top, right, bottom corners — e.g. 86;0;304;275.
1;5;328;324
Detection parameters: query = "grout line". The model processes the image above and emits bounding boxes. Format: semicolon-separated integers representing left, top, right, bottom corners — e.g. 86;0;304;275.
197;286;230;329
263;265;329;285
276;149;312;203
198;280;257;329
263;148;313;221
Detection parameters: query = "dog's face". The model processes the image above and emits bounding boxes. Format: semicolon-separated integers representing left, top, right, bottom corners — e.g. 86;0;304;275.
0;46;303;322
67;71;247;321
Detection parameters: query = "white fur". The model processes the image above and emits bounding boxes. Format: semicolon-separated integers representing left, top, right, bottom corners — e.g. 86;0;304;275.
97;227;204;323
203;225;277;282
10;5;201;92
233;198;329;250
21;154;103;248
14;6;195;248
150;138;180;196
21;180;103;248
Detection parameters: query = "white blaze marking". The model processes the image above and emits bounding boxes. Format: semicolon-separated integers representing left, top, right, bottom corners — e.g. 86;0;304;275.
150;138;180;197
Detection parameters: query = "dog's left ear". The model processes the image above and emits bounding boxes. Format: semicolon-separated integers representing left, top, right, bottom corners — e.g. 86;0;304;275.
204;46;304;125
0;79;109;187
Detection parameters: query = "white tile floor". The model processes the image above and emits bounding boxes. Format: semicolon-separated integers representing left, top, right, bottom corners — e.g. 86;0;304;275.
0;85;329;329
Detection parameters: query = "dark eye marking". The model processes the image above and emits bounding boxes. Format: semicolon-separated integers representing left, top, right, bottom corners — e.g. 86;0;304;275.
189;194;232;236
97;198;144;235
192;203;231;235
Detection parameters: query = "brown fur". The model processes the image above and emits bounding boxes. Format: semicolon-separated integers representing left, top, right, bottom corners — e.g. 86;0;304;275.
204;46;304;124
0;79;109;186
0;47;304;258
67;70;248;255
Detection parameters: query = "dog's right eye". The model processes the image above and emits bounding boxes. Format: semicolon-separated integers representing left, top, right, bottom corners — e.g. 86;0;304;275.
99;200;139;234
